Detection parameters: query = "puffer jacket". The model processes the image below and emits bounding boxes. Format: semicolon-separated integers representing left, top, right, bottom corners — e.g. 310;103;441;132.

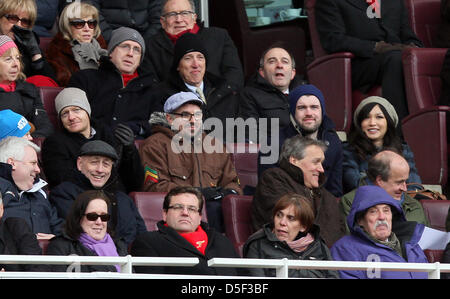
331;185;428;279
243;223;339;278
139;112;241;194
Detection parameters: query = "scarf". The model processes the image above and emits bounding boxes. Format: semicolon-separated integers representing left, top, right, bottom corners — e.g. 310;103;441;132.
122;71;138;87
79;232;120;272
178;224;208;255
0;81;16;92
166;23;200;44
71;38;108;70
286;233;315;253
364;230;403;257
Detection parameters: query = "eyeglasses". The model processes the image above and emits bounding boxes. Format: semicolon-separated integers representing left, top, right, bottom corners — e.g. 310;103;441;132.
167;204;200;214
117;43;142;55
3;14;32;28
162;10;195;20
171;111;203;121
69;19;97;29
84;213;111;222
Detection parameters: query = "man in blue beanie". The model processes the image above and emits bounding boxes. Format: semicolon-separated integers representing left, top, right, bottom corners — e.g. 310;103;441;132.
259;84;343;197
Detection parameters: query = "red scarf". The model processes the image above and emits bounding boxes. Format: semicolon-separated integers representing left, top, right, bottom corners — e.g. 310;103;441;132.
0;81;16;92
121;71;138;87
166;23;200;44
178;224;208;255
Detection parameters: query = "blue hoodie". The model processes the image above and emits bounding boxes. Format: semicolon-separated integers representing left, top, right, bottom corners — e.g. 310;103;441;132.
331;185;428;279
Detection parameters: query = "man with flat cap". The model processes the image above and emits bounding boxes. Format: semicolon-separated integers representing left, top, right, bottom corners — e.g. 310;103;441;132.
139;91;242;232
68;26;162;138
49;140;147;245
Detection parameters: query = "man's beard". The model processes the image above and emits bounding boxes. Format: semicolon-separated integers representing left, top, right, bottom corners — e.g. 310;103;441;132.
299;122;320;136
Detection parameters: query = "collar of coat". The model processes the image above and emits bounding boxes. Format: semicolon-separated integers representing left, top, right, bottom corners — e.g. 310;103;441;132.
278;158;327;190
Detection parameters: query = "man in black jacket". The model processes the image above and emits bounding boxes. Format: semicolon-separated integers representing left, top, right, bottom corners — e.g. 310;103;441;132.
49;140;147;245
131;186;240;275
315;0;423;121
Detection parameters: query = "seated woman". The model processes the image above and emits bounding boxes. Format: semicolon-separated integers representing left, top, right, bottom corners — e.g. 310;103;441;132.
46;1;107;86
244;193;339;278
0;35;53;137
342;96;421;193
46;190;128;272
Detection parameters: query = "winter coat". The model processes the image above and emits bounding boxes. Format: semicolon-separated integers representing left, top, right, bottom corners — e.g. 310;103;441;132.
258;115;343;197
67;56;161;138
34;0;59;37
46;231;128;272
139;113;241;194
0;80;54;137
342;142;422;194
46;32;108;86
49;169;147;245
130;221;240;275
331;185;429;279
251;158;346;247
243;223;339;278
41;118;144;192
0;217;48;272
142;23;244;91
0;163;63;235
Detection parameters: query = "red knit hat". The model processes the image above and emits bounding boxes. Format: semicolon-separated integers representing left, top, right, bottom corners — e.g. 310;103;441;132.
0;35;17;57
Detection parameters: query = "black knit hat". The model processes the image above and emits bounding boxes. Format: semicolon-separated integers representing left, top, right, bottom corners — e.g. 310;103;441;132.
171;33;208;70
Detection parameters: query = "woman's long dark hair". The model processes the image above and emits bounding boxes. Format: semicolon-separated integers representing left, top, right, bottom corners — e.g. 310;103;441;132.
348;102;402;161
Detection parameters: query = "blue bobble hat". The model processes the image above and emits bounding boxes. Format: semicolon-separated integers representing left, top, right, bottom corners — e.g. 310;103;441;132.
0;109;31;140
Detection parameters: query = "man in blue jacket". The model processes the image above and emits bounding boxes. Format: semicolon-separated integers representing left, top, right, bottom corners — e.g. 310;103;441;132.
331;185;428;279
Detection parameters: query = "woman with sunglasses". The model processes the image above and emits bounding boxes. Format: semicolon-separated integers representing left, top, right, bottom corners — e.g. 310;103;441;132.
46;190;128;272
0;0;55;79
46;1;107;86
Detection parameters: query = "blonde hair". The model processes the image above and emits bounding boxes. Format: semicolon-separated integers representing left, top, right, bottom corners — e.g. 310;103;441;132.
0;0;37;27
58;1;101;41
1;47;26;80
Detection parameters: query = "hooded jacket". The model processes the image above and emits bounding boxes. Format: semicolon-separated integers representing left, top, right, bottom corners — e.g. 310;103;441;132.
331;185;428;279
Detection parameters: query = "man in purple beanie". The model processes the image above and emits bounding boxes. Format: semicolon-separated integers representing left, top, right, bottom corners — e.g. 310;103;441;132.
259;84;343;197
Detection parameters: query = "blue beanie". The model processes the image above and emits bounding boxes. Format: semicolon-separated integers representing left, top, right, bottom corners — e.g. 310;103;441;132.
0;109;31;140
289;84;326;118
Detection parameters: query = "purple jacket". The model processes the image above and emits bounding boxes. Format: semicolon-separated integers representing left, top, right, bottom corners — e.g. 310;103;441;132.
331;185;428;279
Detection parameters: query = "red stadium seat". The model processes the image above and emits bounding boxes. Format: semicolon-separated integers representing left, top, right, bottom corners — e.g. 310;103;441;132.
404;0;441;48
420;200;450;231
226;143;260;194
38;86;64;130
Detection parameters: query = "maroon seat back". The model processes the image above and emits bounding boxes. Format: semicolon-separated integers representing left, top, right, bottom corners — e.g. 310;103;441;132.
420;200;450;231
222;194;253;257
227;143;260;191
404;0;442;48
424;249;444;263
305;0;327;58
39;86;64;130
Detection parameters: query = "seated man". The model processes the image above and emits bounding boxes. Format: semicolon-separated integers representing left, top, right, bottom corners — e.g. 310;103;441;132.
68;27;162;138
41;87;144;192
131;186;240;275
0;136;63;239
49;140;147;245
143;0;244;91
252;135;345;247
239;44;302;143
139;91;242;232
340;150;429;232
332;185;428;279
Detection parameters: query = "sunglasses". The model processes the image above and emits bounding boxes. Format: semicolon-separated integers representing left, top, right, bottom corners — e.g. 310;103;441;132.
3;14;32;28
84;212;110;222
69;19;97;29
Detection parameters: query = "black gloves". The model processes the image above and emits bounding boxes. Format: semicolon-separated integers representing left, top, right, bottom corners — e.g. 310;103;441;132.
12;25;41;57
201;187;238;201
114;123;135;147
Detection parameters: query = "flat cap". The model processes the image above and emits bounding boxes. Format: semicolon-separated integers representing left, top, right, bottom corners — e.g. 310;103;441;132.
78;140;118;161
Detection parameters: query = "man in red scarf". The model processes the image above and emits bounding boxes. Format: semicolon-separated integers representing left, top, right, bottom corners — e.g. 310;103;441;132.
142;0;244;91
131;186;242;276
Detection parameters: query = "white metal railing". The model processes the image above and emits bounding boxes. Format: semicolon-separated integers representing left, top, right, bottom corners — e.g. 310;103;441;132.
0;255;449;279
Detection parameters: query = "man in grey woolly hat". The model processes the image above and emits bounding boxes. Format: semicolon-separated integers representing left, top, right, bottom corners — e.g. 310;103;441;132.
108;27;146;64
55;87;91;118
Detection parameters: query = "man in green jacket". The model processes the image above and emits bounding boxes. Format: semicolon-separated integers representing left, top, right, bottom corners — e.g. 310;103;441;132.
341;150;429;233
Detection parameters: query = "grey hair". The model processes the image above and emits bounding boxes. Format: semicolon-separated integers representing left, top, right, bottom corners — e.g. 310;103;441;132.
0;136;40;163
279;135;327;163
367;149;405;182
161;0;196;15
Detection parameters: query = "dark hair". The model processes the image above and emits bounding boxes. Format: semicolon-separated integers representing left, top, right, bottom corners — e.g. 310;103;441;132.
64;190;112;240
348;102;402;160
259;41;296;69
367;148;403;182
163;186;204;214
272;193;315;232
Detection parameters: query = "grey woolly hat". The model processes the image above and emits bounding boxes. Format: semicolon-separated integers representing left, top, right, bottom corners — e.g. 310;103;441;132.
78;140;118;161
55;87;91;117
108;27;145;61
164;91;204;113
353;96;399;128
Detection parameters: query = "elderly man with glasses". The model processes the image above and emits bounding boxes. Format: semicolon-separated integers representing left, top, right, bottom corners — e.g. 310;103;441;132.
139;91;242;233
131;185;241;275
142;0;244;91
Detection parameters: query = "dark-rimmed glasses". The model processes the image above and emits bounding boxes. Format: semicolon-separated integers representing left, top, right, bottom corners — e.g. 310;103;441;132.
162;10;195;20
69;19;97;29
167;204;200;214
3;14;32;28
84;212;110;222
171;111;203;121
